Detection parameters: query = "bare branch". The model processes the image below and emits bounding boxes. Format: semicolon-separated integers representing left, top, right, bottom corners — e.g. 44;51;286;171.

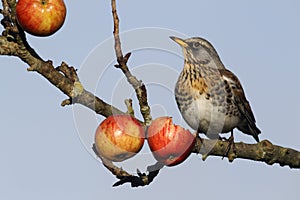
125;99;135;117
111;0;152;126
0;35;18;55
111;0;122;61
0;1;125;118
195;138;300;168
92;144;163;187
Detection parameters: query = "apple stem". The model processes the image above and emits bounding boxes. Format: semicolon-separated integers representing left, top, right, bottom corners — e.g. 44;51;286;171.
41;0;48;5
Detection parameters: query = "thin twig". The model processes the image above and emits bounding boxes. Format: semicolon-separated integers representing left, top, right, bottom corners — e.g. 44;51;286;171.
92;144;162;187
111;0;123;62
111;0;152;126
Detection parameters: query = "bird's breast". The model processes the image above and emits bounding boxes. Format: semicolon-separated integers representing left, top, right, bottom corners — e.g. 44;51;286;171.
175;75;241;134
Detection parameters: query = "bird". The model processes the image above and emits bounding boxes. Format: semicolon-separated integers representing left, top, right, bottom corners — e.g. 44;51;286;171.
170;36;261;150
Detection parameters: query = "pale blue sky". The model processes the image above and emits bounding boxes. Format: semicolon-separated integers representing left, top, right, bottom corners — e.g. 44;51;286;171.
1;1;300;199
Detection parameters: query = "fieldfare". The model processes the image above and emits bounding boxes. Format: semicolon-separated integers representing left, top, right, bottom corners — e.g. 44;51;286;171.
171;36;261;146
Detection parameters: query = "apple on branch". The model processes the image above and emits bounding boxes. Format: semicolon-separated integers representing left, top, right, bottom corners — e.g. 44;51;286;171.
16;0;67;37
147;117;196;166
94;115;145;162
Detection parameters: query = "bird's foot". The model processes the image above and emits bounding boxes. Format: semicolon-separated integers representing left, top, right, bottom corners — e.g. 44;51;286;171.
219;134;236;159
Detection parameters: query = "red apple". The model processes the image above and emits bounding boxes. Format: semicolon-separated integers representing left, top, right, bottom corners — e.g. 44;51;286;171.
94;115;145;162
147;117;196;166
16;0;67;36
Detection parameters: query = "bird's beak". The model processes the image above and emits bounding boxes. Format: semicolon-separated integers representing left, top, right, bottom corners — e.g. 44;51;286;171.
170;36;188;48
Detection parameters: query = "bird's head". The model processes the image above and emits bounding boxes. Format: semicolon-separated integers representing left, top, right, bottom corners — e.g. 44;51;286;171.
170;36;224;69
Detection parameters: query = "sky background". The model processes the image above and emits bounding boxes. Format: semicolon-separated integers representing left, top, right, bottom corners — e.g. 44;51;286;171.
1;0;300;199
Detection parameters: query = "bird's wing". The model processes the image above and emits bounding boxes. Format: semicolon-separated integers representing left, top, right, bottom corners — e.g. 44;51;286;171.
221;69;258;126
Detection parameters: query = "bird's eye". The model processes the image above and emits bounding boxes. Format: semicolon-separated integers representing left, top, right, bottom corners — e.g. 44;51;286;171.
193;42;201;48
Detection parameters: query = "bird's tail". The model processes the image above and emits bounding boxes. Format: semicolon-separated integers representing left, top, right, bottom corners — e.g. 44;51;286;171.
249;125;261;142
238;123;261;142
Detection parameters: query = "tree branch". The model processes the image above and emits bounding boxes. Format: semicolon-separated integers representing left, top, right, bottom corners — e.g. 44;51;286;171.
0;0;124;118
111;0;152;126
92;144;163;187
194;138;300;168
